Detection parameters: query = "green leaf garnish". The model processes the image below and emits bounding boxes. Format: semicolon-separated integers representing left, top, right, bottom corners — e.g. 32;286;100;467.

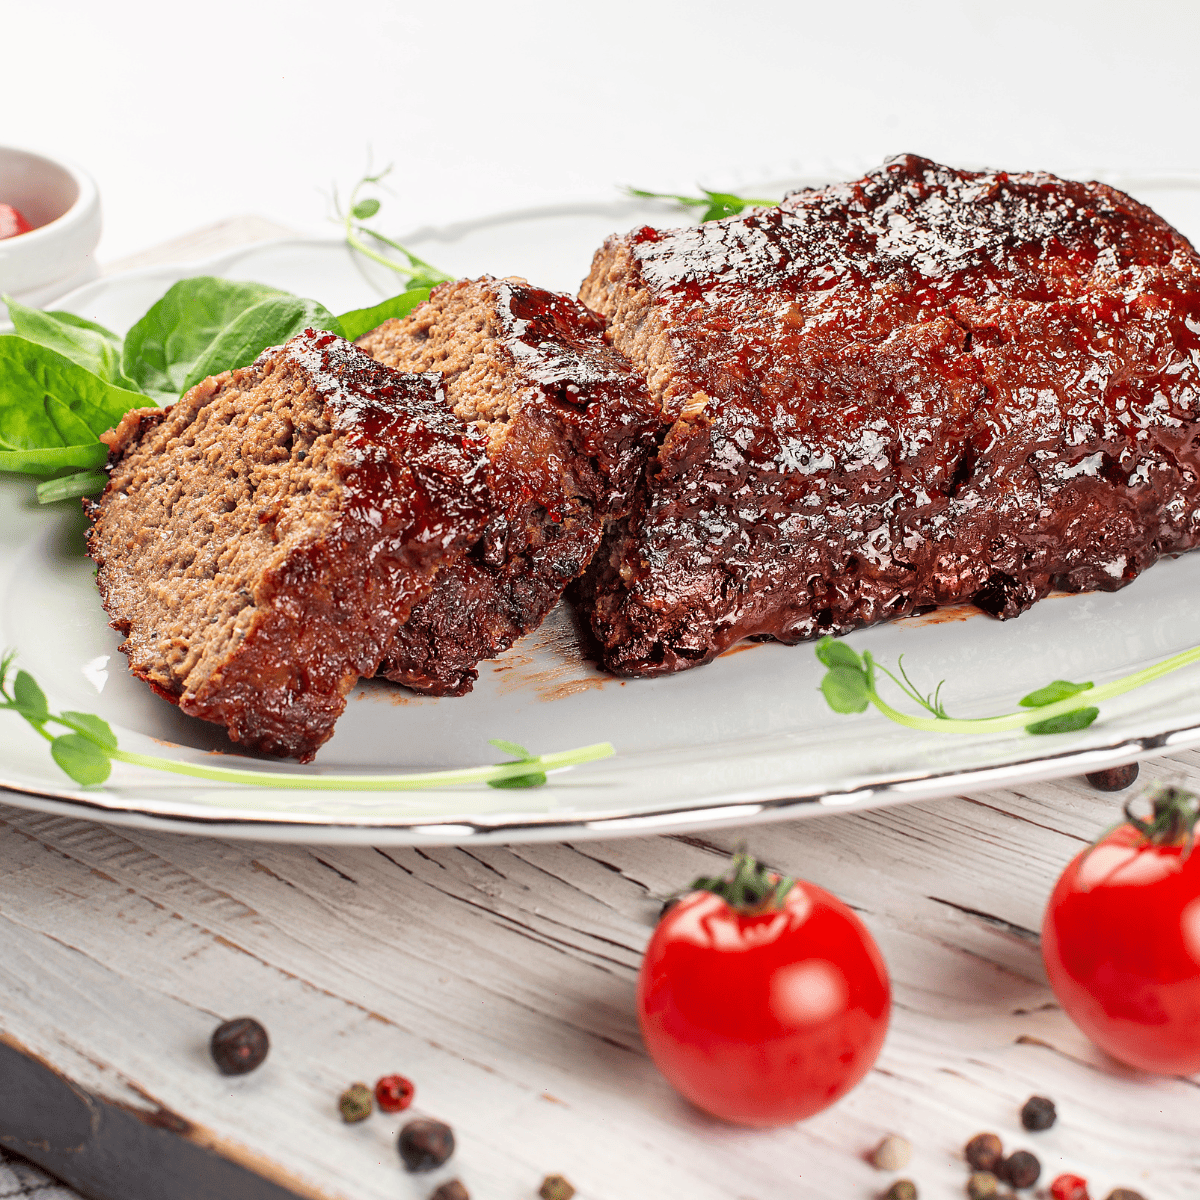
485;737;548;789
4;296;138;390
1025;707;1100;735
51;733;112;786
0;336;149;453
121;277;289;400
624;186;780;223
337;165;454;290
337;288;431;343
13;669;49;721
1019;679;1093;708
814;636;1200;738
820;664;871;713
36;469;109;504
1;651;611;791
180;295;344;392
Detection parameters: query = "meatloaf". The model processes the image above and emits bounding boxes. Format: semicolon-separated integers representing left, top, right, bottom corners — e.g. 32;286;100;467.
575;153;1200;675
356;277;658;695
85;329;491;759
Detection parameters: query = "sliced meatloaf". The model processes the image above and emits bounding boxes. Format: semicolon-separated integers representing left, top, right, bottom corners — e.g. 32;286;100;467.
356;277;658;695
85;329;491;760
575;153;1200;675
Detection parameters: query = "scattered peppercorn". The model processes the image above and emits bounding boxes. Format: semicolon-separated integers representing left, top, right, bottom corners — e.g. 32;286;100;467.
375;1073;415;1113
209;1017;269;1076
883;1182;918;1200
1103;1192;1146;1200
965;1133;1004;1173
339;1083;373;1123
1084;763;1139;792
967;1172;999;1200
1020;1094;1057;1131
1050;1174;1090;1200
1000;1150;1041;1189
869;1133;913;1171
539;1176;576;1200
430;1182;470;1200
399;1119;455;1172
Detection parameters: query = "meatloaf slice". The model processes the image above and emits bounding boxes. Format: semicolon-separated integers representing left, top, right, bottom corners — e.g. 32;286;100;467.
356;277;658;695
575;154;1200;675
85;329;490;760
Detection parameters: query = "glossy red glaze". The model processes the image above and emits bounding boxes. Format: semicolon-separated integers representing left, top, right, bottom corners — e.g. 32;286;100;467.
580;155;1200;676
0;203;32;239
637;883;890;1126
1042;823;1200;1074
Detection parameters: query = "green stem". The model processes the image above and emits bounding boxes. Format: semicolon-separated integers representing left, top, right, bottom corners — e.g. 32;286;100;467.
104;742;614;790
865;644;1200;734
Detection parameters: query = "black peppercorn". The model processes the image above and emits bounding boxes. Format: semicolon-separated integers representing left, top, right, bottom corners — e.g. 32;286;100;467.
1084;763;1139;792
965;1133;1003;1173
430;1182;470;1200
209;1017;269;1076
1000;1149;1041;1189
1019;1094;1056;1131
399;1118;455;1172
1104;1190;1147;1200
883;1182;918;1200
339;1083;373;1123
539;1177;576;1200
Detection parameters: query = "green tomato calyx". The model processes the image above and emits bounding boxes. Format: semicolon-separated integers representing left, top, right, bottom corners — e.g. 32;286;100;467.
688;850;795;914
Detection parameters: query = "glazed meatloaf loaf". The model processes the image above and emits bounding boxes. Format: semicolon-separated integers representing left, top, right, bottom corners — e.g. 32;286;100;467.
85;329;491;759
575;153;1200;675
356;277;658;695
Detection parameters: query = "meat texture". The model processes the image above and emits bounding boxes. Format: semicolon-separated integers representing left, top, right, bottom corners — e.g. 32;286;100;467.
575;154;1200;675
85;329;491;759
356;277;658;694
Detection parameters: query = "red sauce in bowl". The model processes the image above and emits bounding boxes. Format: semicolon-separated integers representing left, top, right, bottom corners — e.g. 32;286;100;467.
0;204;33;240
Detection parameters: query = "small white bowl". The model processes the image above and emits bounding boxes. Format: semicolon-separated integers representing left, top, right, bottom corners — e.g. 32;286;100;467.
0;146;101;308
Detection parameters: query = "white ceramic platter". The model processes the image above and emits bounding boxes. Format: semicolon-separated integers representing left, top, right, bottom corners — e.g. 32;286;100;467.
4;170;1200;844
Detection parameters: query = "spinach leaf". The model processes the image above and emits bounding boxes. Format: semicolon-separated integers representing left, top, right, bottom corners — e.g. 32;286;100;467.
180;295;345;392
0;335;147;458
4;296;137;390
337;288;430;342
121;277;287;400
36;470;109;504
0;442;109;477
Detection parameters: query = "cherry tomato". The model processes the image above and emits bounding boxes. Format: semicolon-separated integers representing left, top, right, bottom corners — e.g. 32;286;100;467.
1042;787;1200;1074
637;855;890;1126
0;204;33;240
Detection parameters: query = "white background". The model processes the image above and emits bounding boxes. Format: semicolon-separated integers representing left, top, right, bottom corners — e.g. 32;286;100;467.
6;0;1200;262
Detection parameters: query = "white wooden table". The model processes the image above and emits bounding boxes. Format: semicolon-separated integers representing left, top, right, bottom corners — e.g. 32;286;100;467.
2;226;1198;1200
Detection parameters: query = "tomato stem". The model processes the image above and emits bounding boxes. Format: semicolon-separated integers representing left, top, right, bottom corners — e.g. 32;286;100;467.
687;850;795;913
1124;785;1200;852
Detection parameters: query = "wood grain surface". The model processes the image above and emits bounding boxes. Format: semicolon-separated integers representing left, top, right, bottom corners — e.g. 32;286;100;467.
2;752;1198;1200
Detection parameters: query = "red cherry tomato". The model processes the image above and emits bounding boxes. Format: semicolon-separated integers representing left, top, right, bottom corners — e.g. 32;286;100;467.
1042;787;1200;1074
638;860;890;1126
0;204;33;240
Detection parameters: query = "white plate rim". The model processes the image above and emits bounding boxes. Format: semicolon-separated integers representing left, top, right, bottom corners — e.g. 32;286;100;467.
5;180;1200;843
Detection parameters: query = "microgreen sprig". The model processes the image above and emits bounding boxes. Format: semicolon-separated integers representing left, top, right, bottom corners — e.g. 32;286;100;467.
624;186;779;223
337;166;454;290
1;652;612;791
815;635;1200;736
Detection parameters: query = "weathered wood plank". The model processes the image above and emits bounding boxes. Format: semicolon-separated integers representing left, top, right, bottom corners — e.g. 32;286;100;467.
1;752;1198;1198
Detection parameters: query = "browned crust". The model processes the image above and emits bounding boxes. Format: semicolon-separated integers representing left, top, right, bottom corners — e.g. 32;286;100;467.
86;331;491;758
358;277;659;694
